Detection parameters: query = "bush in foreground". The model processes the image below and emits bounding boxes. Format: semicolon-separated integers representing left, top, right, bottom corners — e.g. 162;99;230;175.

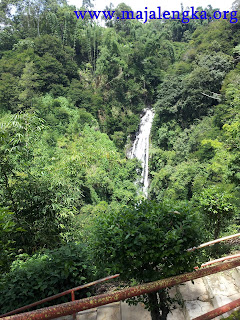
90;200;204;320
0;243;95;314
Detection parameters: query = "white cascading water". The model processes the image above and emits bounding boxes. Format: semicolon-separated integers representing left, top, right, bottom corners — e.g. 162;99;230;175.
128;108;154;196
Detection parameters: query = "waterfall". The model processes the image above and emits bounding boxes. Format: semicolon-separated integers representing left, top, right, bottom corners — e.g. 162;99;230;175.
128;108;154;196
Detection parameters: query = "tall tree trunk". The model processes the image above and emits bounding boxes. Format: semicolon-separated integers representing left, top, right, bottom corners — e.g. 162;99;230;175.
148;292;161;320
158;290;170;320
37;18;40;37
147;290;170;320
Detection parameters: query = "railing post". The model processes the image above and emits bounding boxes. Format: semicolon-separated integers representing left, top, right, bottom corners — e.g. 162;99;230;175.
71;291;76;320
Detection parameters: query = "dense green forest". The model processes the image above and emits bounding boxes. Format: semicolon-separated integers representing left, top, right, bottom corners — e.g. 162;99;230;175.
0;0;239;319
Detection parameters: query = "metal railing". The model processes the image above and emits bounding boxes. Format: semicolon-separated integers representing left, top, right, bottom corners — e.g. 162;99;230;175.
193;298;240;320
194;253;240;269
188;232;240;252
0;274;120;318
190;233;240;319
2;259;240;320
1;233;240;320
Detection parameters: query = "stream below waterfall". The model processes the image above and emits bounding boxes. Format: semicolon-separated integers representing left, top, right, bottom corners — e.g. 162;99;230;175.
128;108;154;197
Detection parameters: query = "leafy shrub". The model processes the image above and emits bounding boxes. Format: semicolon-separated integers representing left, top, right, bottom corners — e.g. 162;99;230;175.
0;208;22;272
225;309;240;320
0;243;95;314
194;186;237;239
90;199;203;282
90;200;204;320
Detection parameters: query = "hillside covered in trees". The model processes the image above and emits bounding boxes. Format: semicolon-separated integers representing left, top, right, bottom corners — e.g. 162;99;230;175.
0;0;239;319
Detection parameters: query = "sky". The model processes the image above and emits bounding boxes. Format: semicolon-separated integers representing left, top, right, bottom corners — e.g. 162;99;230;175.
68;0;234;12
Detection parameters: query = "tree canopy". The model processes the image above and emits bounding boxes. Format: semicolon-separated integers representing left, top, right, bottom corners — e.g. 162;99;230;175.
0;1;239;318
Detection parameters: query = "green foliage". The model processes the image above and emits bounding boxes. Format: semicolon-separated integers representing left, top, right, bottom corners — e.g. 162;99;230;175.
0;208;21;272
36;95;97;134
0;107;138;252
0;3;240;317
0;243;95;314
153;52;233;129
224;309;240;319
90;200;203;282
150;17;240;228
150;160;206;202
194;186;237;239
54;125;138;205
90;200;203;319
0;112;62;251
0;111;44;159
18;60;40;109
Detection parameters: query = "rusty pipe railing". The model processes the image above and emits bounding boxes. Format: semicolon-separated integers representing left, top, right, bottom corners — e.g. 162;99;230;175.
188;233;240;252
194;253;240;270
0;274;120;318
2;259;240;320
193;297;240;320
